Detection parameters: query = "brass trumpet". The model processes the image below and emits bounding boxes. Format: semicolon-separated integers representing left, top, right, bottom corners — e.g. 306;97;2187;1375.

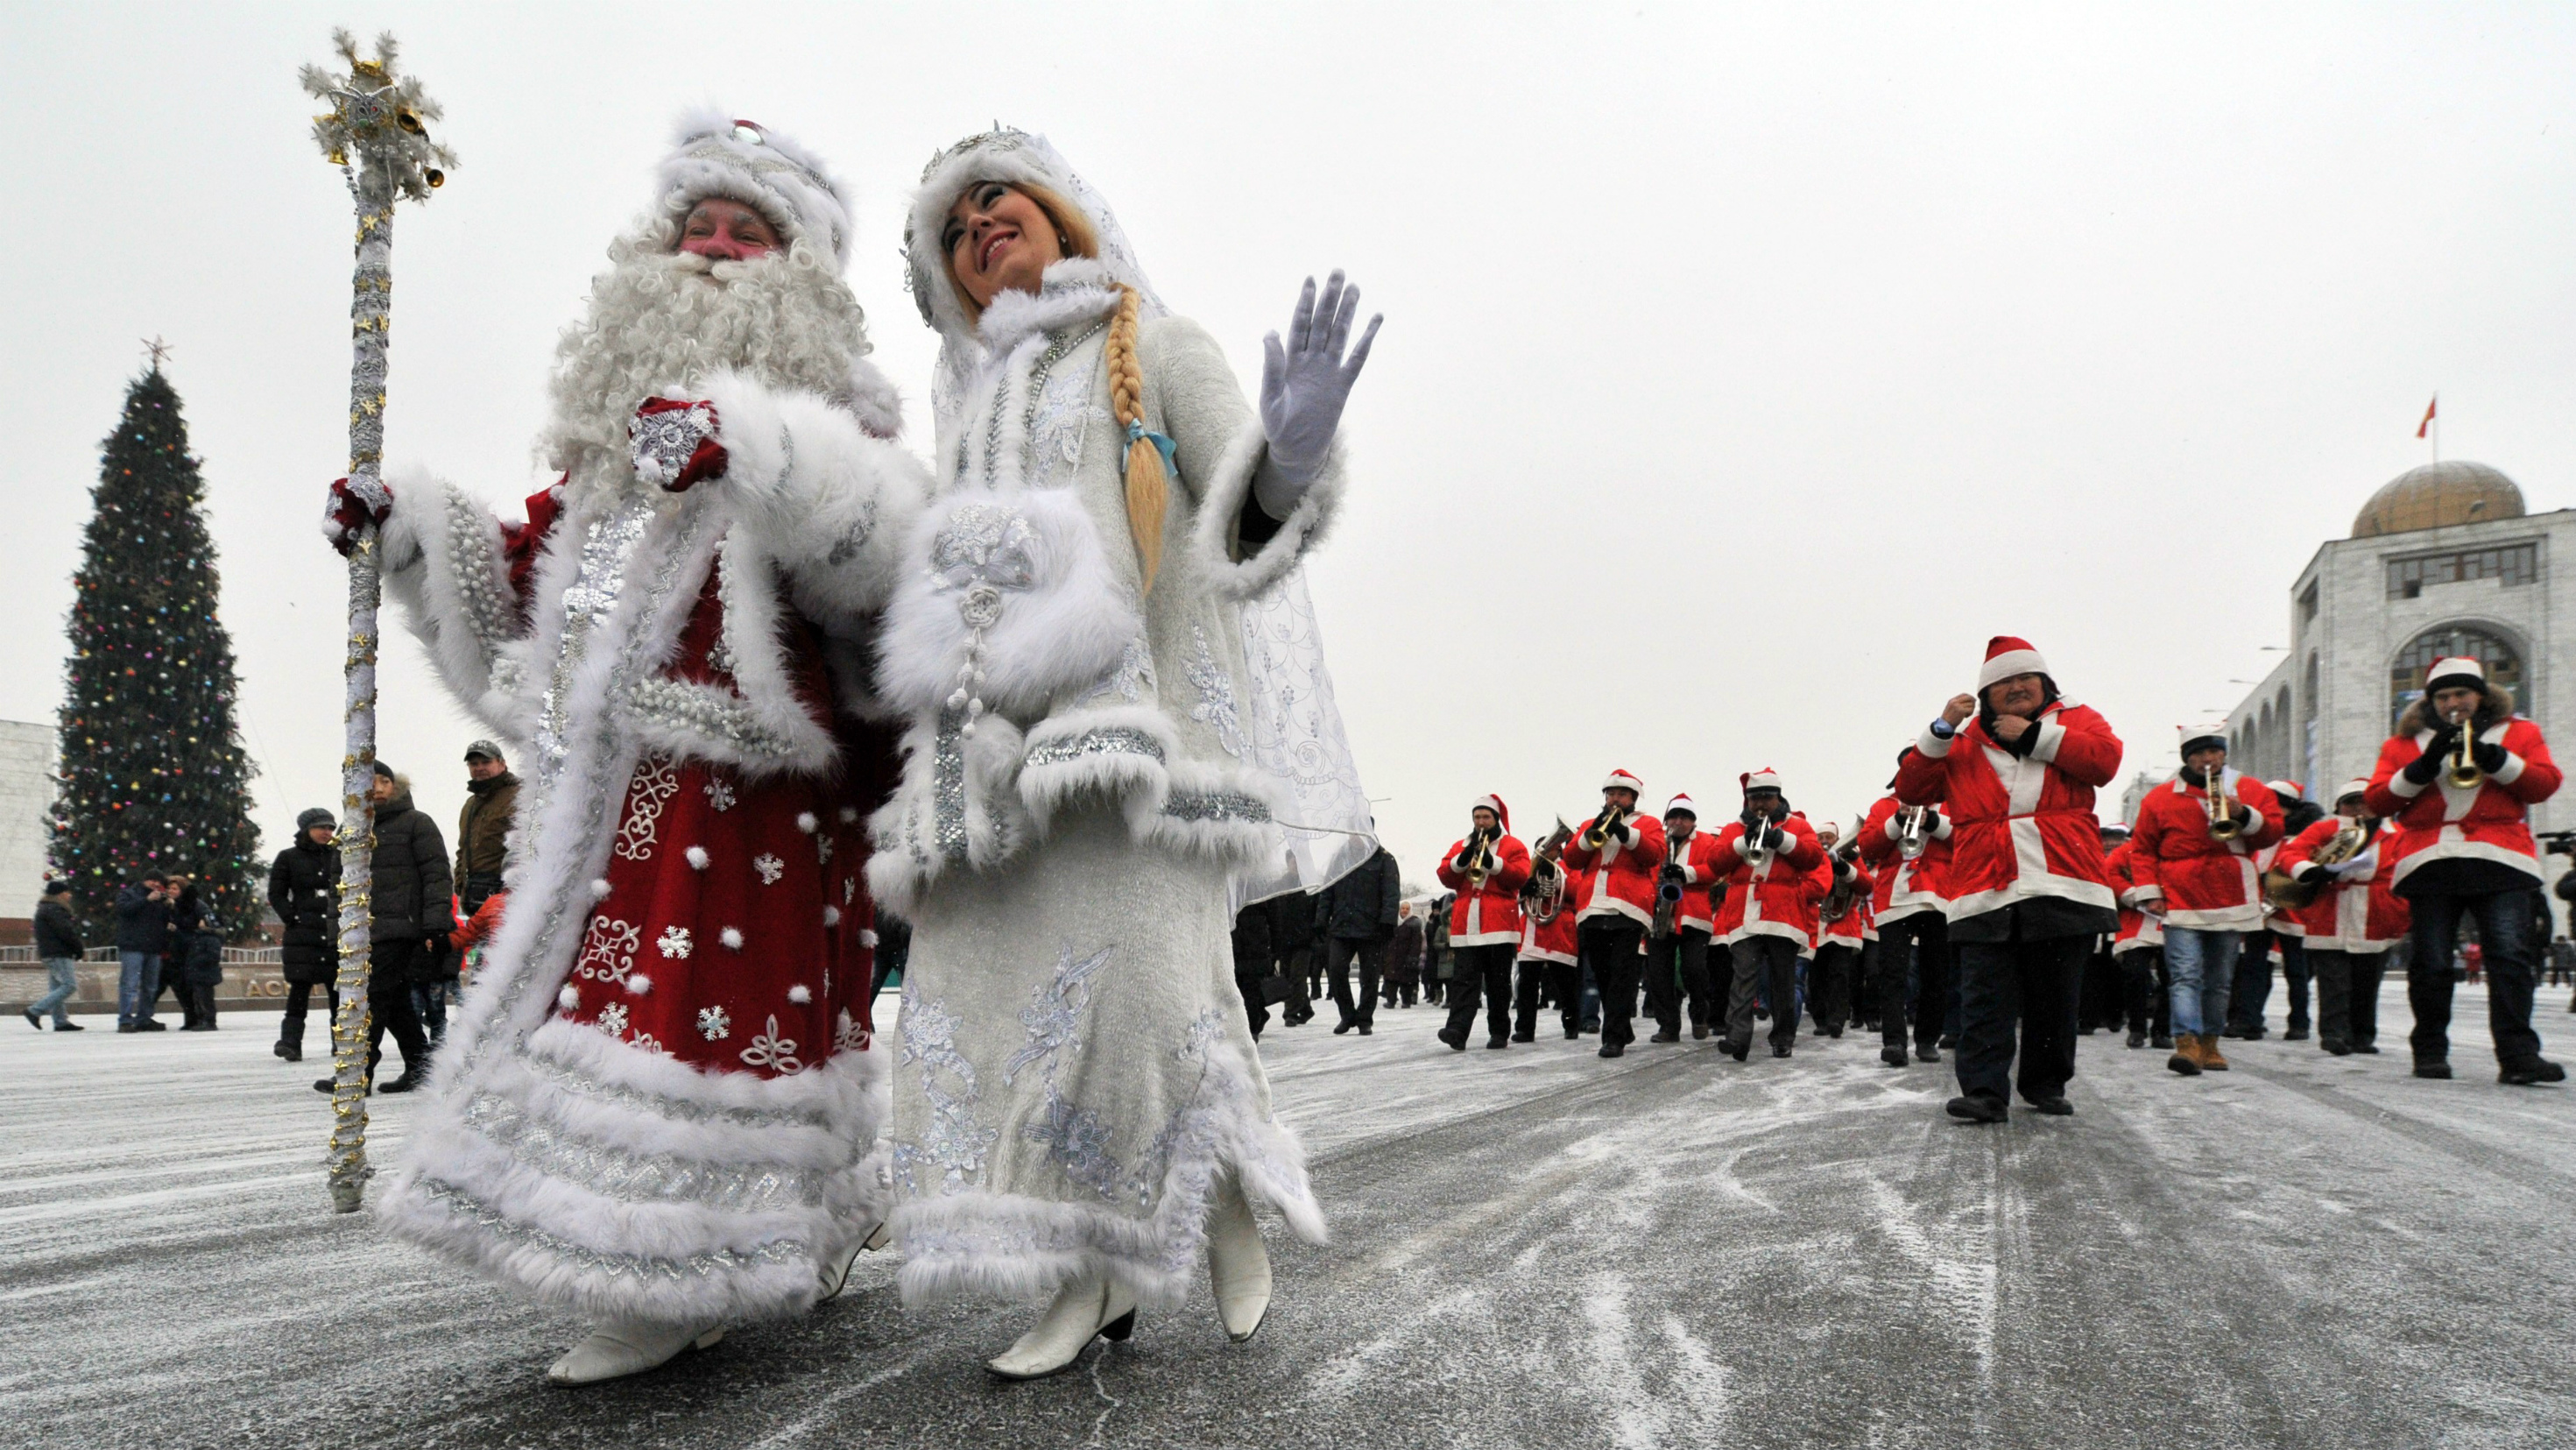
2205;766;2245;841
2446;709;2486;790
1457;827;1495;890
1896;805;1930;860
1742;809;1777;867
1581;804;1621;852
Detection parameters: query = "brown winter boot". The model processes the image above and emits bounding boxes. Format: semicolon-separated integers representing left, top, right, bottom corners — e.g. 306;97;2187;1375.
2199;1033;2230;1071
2167;1034;2203;1076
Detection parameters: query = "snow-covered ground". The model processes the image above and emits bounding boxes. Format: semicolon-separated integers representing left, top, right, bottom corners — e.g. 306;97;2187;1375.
5;980;2574;1449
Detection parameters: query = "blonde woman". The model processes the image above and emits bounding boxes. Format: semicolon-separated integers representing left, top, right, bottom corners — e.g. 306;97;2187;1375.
870;129;1380;1378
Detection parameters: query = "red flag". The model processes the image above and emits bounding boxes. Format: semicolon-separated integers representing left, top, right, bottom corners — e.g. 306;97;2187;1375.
2417;395;2438;439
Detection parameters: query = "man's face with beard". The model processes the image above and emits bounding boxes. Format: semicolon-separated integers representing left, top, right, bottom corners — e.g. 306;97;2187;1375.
543;199;871;507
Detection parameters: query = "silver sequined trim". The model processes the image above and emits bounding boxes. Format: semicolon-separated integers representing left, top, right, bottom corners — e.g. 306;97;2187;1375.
462;1093;834;1213
1022;726;1168;771
413;1178;808;1282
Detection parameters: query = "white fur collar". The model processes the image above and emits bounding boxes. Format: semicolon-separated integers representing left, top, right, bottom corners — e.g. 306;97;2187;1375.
976;258;1121;351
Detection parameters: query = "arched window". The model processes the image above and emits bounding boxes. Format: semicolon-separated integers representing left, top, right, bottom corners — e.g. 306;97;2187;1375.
2273;687;2291;782
2391;624;2523;728
2257;701;2276;778
2301;654;2320;789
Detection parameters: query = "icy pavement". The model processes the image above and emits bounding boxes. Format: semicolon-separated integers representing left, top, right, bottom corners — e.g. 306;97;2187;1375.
5;983;2575;1450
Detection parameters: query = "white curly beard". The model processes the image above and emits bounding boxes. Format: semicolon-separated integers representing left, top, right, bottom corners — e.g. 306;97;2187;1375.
542;220;875;511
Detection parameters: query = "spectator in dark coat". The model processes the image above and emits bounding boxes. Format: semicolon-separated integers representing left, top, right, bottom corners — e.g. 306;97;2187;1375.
1317;845;1403;1035
455;740;519;916
113;872;173;1031
1231;897;1275;1039
27;880;85;1031
164;880;222;1030
270;808;342;1063
1423;893;1455;1007
1259;874;1316;1027
314;763;451;1093
1382;903;1426;1008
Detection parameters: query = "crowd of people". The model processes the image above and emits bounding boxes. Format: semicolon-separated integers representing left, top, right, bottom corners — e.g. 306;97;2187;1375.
1246;637;2567;1124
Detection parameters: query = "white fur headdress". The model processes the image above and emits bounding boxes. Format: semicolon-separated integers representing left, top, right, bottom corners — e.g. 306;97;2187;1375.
659;110;853;269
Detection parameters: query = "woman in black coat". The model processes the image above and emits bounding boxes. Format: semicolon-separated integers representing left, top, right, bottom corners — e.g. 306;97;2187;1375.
270;808;342;1062
166;881;222;1030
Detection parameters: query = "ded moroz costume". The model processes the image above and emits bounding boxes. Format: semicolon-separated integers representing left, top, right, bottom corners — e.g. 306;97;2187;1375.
352;114;928;1383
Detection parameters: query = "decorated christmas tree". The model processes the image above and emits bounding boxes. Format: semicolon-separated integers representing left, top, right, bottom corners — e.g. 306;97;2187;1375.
49;364;265;937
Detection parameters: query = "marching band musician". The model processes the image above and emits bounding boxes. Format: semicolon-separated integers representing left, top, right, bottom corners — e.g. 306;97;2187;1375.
1436;796;1533;1051
2278;779;2408;1057
1896;636;2124;1123
1709;768;1826;1063
1514;837;1584;1042
1857;764;1957;1070
1810;824;1872;1038
2231;779;2326;1042
2128;722;2283;1077
2103;825;2172;1052
2364;656;2565;1085
1562;769;1667;1058
1645;795;1724;1043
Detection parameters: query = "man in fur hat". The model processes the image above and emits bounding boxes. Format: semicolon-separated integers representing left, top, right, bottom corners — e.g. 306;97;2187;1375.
325;113;928;1383
2364;656;2565;1085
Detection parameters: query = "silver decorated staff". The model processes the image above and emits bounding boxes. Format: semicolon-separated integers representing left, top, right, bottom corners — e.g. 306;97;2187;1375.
300;29;455;1213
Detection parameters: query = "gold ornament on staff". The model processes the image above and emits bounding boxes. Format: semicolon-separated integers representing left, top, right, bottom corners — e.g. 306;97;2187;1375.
300;28;455;1213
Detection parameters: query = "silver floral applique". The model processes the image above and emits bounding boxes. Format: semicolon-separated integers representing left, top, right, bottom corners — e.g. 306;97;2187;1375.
1003;944;1115;1086
1185;623;1246;759
1025;1089;1123;1200
925;502;1041;738
1078;634;1157;707
575;917;639;987
833;1010;868;1054
893;992;999;1195
740;1015;802;1073
613;754;682;860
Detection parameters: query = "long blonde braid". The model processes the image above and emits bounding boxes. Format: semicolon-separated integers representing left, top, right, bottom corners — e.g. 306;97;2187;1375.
1106;284;1168;594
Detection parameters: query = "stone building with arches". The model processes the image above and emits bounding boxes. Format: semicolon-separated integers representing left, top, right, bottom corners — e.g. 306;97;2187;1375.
2223;461;2568;850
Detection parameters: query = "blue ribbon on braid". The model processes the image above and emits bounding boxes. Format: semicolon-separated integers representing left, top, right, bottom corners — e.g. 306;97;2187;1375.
1125;418;1179;480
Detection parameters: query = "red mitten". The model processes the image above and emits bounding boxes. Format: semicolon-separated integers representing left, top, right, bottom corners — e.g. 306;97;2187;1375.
321;476;393;556
629;397;727;491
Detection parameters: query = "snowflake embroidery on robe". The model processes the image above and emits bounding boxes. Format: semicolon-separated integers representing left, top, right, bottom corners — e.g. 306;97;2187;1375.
613;754;682;860
1003;944;1116;1086
843;877;857;905
816;833;836;866
697;1005;731;1041
741;1015;802;1072
834;1009;868;1054
703;777;737;812
1186;624;1246;758
595;1002;630;1036
575;917;639;987
657;925;693;959
752;853;785;886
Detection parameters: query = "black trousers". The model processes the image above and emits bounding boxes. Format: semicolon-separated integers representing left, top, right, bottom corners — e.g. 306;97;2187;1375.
279;980;341;1049
2080;945;2126;1029
1643;927;1717;1035
2118;947;2170;1036
364;942;433;1079
1328;934;1387;1029
2407;888;2544;1065
1580;918;1648;1047
2309;947;2388;1049
1233;952;1271;1039
1726;935;1803;1050
1443;943;1516;1043
181;980;219;1028
1513;957;1562;1037
1953;934;2088;1105
1810;942;1860;1031
1878;911;1954;1050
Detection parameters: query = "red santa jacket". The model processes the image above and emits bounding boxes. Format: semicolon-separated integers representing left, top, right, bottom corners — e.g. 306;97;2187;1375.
2363;705;2563;890
1895;701;2122;925
1857;792;1954;934
1662;824;1726;934
2276;817;2410;951
2128;770;2284;930
1517;860;1584;965
1438;830;1533;947
1564;810;1669;927
2103;841;2162;955
1816;853;1872;947
1708;812;1828;945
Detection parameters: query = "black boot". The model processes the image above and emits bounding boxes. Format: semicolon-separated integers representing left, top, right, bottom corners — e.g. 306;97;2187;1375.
1944;1093;2008;1123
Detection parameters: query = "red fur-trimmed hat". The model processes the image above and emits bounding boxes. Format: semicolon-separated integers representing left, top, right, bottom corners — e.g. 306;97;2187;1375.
1977;635;2050;692
1740;767;1783;795
1472;794;1509;830
1602;769;1642;796
1664;794;1697;819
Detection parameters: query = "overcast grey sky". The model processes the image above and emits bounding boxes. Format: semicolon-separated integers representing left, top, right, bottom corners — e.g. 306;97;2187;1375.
5;3;2573;883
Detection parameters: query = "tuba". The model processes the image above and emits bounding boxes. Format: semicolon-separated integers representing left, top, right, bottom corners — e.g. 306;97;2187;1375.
2262;816;2373;911
1524;818;1574;924
1819;822;1867;923
1652;833;1689;938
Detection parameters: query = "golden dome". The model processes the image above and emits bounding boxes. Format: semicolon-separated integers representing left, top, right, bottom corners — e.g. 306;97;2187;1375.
2352;461;2524;539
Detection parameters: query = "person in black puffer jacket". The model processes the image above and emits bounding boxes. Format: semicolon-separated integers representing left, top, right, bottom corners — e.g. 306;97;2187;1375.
161;879;219;1029
270;808;342;1063
314;763;453;1093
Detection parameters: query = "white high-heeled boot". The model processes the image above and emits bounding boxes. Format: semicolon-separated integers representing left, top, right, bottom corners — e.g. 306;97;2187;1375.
815;1221;895;1304
1206;1176;1273;1343
987;1277;1138;1381
546;1319;726;1385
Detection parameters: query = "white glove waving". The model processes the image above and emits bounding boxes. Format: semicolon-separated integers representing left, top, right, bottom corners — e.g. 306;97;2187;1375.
1257;270;1381;512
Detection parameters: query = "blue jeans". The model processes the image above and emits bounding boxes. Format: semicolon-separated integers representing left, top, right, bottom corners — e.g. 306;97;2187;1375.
2406;888;2544;1065
2163;926;2240;1036
32;957;79;1026
117;949;161;1027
